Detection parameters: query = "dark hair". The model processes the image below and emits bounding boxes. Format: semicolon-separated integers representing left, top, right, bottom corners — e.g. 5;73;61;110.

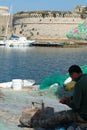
68;65;82;75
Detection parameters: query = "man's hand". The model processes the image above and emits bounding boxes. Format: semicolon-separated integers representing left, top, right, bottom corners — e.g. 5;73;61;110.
59;96;72;106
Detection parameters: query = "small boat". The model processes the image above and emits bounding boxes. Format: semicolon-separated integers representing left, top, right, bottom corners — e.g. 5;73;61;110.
0;34;36;47
32;41;64;47
5;36;35;47
0;36;7;46
7;37;35;47
0;40;5;46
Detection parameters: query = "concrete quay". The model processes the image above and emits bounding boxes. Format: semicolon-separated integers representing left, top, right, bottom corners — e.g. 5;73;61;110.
32;38;87;48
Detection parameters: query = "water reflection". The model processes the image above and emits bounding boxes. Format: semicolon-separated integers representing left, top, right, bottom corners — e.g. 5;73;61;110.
0;46;87;84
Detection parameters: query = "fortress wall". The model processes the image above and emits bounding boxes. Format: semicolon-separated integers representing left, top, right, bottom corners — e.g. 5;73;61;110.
0;6;10;26
0;15;11;36
26;23;81;38
14;16;83;24
13;16;84;39
0;15;10;25
0;6;9;15
0;6;10;36
0;5;86;39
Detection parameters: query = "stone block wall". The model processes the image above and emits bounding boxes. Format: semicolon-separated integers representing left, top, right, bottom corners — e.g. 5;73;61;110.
13;16;84;39
0;5;87;40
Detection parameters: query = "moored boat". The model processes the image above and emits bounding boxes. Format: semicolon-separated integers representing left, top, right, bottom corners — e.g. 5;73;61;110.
0;34;36;47
6;37;36;47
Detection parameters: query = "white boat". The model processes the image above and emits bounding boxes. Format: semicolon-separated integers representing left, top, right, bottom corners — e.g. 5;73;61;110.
0;40;5;46
0;36;35;47
0;8;35;47
5;36;35;47
0;36;7;46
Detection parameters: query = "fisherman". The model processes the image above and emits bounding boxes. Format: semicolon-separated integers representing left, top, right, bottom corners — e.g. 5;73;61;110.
40;65;87;128
19;65;87;128
39;65;87;127
60;65;87;119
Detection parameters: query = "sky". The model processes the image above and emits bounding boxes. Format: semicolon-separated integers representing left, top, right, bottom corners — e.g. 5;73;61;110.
0;0;87;14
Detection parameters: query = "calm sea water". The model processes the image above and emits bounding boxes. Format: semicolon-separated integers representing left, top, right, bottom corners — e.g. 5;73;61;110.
0;46;87;84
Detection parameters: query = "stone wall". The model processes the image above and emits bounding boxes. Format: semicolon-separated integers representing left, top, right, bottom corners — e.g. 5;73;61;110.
0;5;86;40
13;15;84;39
0;6;11;37
0;6;9;15
0;15;11;37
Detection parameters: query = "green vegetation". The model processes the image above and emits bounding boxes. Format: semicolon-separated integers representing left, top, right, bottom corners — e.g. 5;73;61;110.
13;6;87;20
14;10;72;17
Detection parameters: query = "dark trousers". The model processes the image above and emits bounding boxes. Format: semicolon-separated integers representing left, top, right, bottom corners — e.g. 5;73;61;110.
37;110;87;128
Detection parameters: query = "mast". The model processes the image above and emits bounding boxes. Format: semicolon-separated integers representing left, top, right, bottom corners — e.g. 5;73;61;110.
5;5;12;39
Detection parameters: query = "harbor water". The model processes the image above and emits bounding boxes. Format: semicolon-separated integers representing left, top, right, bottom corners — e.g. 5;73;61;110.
0;46;87;84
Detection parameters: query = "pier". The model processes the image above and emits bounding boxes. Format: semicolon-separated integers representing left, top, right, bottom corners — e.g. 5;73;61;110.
31;39;87;48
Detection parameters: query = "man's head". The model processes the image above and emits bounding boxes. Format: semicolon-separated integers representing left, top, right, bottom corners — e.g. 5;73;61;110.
68;65;82;81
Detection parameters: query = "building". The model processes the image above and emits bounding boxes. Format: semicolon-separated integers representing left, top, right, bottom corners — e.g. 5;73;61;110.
13;6;85;40
0;6;9;15
0;6;11;37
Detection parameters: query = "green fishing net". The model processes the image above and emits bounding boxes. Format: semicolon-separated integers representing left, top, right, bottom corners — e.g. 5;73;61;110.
40;73;67;90
40;64;87;90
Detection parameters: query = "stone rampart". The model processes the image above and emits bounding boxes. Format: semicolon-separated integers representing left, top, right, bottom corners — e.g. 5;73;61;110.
0;5;86;40
13;14;84;39
0;6;11;37
0;6;9;14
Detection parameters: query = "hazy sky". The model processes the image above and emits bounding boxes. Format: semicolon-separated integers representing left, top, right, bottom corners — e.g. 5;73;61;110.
0;0;87;14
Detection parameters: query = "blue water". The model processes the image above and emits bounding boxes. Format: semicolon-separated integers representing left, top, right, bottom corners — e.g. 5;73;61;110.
0;46;87;84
